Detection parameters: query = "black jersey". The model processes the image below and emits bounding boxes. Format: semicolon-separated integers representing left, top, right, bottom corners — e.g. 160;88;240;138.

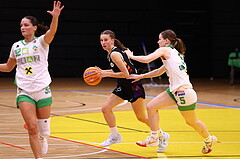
107;47;137;84
107;47;145;103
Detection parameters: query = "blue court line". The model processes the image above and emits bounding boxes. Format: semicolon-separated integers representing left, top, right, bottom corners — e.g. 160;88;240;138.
0;90;239;109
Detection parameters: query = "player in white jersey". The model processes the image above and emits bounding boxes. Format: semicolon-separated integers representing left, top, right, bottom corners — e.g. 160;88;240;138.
125;29;218;154
0;1;64;159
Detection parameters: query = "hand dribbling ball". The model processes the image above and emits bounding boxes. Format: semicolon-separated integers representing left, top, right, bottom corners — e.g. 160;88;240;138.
83;67;102;85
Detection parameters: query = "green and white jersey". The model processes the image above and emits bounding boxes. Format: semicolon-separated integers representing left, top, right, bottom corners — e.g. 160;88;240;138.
162;47;192;93
9;35;51;93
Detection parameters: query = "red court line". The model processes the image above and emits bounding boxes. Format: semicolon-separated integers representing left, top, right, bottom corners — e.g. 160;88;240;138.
50;135;151;159
0;142;26;150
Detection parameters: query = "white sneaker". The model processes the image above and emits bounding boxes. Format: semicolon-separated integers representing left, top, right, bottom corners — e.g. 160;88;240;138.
157;132;170;152
100;134;122;147
202;135;217;154
39;136;48;154
136;136;159;147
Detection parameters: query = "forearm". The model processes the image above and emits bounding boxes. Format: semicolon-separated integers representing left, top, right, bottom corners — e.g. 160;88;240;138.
0;58;16;72
44;16;59;44
49;16;59;36
129;55;152;63
142;66;166;78
102;69;129;78
0;63;14;72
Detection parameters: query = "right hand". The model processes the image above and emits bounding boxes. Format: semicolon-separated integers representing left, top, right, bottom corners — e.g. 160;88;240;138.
128;74;143;83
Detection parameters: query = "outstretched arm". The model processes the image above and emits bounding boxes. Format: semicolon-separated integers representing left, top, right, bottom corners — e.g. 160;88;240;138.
44;1;64;44
128;65;166;82
125;48;166;63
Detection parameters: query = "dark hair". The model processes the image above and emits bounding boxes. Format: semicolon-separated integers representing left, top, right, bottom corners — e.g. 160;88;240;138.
100;30;128;50
24;16;49;37
160;29;186;54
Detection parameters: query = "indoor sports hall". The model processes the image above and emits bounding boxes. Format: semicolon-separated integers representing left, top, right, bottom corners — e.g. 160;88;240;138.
0;0;240;159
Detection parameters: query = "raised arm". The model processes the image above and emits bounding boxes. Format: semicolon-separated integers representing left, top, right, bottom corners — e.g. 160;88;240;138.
44;1;64;44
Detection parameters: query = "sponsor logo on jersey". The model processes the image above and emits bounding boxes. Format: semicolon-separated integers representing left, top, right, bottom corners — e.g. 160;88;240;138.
17;55;40;65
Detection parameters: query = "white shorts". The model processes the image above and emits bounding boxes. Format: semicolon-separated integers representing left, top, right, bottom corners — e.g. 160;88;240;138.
16;86;52;108
166;87;197;111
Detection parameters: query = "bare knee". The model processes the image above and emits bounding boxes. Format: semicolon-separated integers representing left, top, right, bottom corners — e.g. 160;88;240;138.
27;123;38;136
101;106;112;114
146;104;156;114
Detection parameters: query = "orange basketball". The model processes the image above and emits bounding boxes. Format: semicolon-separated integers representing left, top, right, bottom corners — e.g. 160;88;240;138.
83;67;102;85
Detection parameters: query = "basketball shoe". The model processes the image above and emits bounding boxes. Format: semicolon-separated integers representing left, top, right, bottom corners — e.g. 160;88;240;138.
100;134;122;147
39;136;48;154
202;135;217;154
136;136;159;147
157;132;170;152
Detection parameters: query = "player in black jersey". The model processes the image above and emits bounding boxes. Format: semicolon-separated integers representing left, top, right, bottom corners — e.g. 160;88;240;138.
97;30;149;147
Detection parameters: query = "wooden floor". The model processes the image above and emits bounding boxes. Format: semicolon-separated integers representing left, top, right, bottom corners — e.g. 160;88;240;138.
0;77;239;159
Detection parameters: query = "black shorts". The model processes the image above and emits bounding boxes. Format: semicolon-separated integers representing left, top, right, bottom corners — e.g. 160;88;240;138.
112;80;145;103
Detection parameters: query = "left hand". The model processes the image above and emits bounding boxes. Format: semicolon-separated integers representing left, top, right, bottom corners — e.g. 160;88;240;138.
47;1;64;17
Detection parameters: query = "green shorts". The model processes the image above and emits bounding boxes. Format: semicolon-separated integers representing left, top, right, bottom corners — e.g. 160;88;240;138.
16;86;52;108
166;88;196;111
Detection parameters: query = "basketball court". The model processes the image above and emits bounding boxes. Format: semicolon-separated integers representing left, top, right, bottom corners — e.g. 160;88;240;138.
0;77;240;159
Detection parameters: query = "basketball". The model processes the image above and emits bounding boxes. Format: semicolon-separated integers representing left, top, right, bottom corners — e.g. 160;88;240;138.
83;67;102;85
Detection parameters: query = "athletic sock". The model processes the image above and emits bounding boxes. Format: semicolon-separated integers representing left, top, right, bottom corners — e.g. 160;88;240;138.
204;135;211;142
150;130;159;139
110;126;119;136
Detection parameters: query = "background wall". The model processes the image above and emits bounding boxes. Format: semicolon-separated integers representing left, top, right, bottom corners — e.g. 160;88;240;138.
0;0;239;78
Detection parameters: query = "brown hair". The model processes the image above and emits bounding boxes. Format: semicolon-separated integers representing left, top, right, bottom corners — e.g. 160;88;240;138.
100;30;127;50
24;16;49;37
160;29;186;54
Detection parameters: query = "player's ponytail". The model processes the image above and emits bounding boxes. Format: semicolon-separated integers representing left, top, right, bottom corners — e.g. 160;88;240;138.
24;16;49;37
114;38;127;51
101;30;128;51
160;29;186;55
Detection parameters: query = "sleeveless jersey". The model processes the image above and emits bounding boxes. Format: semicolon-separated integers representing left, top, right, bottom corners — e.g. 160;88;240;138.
162;46;192;93
107;47;137;84
9;35;51;93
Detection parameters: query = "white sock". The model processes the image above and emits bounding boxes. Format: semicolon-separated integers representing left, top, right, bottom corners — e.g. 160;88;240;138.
150;130;158;139
158;128;164;137
204;135;211;142
110;126;119;136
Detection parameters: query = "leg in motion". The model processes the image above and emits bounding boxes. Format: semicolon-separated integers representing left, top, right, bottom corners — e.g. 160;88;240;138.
100;93;123;147
19;102;42;158
136;91;174;152
180;110;218;154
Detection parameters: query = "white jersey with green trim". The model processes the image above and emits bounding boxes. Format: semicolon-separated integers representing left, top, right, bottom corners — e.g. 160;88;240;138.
9;35;51;93
162;47;192;93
